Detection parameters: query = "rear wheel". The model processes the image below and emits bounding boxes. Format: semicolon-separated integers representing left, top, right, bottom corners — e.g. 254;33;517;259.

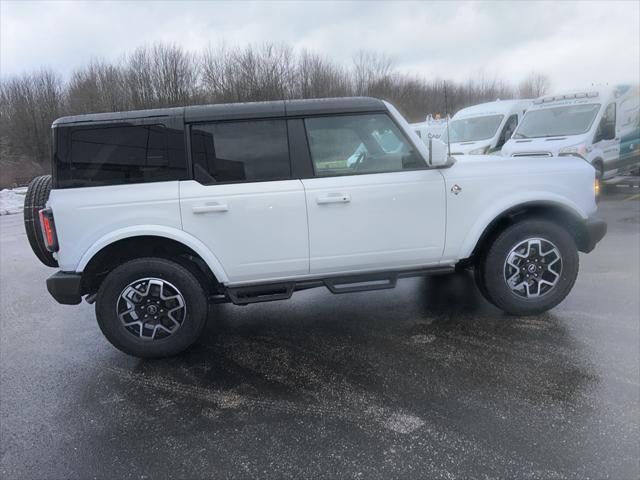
475;220;579;316
23;175;58;267
96;257;208;358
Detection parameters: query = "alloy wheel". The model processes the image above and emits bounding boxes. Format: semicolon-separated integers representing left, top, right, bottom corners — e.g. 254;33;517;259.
503;238;562;298
116;278;186;340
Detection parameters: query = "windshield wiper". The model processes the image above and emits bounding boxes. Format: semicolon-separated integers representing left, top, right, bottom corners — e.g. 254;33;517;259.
513;133;528;139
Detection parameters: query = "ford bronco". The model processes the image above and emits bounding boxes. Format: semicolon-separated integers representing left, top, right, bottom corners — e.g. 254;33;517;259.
24;97;606;357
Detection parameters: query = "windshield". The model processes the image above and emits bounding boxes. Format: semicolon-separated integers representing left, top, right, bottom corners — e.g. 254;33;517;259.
445;114;504;143
514;103;601;138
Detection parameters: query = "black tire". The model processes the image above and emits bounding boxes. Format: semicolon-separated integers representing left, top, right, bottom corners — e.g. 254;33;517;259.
476;219;579;316
473;264;496;307
23;175;58;267
593;160;604;181
96;257;208;358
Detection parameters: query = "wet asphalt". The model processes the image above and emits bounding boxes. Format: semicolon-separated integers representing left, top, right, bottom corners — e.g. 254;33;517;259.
1;191;639;480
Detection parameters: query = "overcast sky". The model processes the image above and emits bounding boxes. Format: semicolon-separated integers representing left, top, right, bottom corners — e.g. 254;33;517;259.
1;0;639;92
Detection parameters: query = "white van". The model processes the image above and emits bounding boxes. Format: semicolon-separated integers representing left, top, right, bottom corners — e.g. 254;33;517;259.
439;99;532;155
411;115;449;142
501;85;640;179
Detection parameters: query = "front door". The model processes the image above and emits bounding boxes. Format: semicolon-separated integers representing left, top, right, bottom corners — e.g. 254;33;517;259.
300;113;446;275
594;102;620;171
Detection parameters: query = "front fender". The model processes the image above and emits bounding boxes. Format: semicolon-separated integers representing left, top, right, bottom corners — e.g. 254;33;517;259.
76;225;230;283
445;191;590;261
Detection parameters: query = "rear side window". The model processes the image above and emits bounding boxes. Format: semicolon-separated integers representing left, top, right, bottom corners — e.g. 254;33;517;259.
191;120;290;184
55;124;186;188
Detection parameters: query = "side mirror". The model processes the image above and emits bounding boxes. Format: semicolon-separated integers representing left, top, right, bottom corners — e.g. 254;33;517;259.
429;138;449;166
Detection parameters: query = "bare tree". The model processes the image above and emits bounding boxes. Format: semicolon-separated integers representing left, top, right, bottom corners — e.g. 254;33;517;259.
0;69;62;166
149;43;199;106
126;46;156;109
297;50;350;99
67;60;128;113
518;72;550;99
352;50;394;96
0;41;547;186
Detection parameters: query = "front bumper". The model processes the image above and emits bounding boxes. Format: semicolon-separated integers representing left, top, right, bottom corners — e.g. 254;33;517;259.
46;271;82;305
581;217;607;253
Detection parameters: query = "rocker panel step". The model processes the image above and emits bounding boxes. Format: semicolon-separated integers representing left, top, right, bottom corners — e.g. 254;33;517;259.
324;273;397;294
222;265;455;305
226;284;295;305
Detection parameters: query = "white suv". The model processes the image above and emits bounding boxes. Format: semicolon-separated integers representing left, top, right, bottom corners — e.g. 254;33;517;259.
24;97;606;358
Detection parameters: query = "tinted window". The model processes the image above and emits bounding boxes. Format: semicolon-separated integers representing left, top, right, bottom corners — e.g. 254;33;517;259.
55;123;186;188
191;120;290;184
305;114;423;177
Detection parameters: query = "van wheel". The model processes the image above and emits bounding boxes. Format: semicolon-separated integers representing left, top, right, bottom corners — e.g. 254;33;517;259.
593;160;604;181
96;257;208;358
476;220;579;316
23;175;58;267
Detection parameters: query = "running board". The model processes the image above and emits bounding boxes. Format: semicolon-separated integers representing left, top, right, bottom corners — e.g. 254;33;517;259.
226;283;295;305
223;266;454;306
324;272;397;294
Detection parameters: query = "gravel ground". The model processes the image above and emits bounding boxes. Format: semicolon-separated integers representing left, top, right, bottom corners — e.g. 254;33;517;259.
1;192;638;479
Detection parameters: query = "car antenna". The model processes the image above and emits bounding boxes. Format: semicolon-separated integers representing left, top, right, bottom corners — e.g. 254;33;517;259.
444;82;452;157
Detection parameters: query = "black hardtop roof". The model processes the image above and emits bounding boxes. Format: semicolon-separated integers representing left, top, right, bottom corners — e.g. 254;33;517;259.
52;97;387;126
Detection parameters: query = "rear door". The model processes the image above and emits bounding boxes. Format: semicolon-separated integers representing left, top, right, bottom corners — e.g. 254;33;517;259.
180;119;308;283
299;113;446;275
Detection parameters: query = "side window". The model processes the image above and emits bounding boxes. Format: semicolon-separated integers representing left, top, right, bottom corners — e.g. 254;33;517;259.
498;114;518;147
618;96;639;130
61;124;185;188
596;103;616;142
304;114;424;177
191;120;290;184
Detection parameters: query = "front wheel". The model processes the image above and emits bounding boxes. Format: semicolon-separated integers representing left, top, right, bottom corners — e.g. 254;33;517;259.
96;257;208;358
593;160;604;181
475;220;579;316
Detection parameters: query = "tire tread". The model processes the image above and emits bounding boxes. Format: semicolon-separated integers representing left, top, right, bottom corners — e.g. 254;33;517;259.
23;175;58;267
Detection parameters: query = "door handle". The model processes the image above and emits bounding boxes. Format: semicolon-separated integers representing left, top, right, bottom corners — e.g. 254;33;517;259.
192;203;229;214
316;193;351;205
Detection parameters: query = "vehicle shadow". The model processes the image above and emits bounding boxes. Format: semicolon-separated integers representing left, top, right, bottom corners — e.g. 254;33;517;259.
96;272;596;420
68;271;600;480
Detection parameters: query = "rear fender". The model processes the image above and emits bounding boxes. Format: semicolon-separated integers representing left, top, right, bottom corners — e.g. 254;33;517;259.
76;225;230;283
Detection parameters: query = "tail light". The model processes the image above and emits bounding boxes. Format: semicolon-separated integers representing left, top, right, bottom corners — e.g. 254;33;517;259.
39;208;59;252
594;178;601;204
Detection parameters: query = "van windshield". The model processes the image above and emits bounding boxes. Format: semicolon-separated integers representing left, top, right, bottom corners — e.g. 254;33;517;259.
513;103;601;138
445;114;504;143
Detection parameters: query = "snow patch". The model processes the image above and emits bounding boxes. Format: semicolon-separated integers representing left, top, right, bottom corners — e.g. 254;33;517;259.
0;189;26;215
